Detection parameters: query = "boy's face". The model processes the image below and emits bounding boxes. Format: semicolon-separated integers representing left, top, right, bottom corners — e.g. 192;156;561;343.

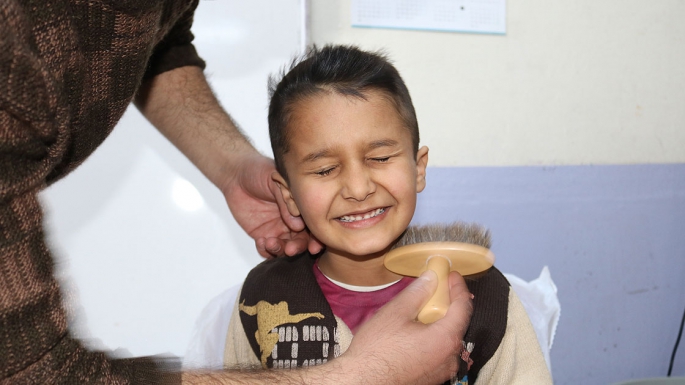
273;90;428;259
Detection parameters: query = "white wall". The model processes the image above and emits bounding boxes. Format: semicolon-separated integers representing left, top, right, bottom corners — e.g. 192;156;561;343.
309;3;685;383
40;0;304;358
309;0;685;167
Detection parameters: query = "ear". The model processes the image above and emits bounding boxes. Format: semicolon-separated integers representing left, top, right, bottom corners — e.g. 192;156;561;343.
271;171;301;217
415;146;429;193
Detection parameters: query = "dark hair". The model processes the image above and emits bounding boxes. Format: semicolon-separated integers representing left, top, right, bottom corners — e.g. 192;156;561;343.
268;45;419;179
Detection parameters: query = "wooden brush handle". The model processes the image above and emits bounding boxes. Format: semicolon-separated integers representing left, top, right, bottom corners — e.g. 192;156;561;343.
417;256;450;324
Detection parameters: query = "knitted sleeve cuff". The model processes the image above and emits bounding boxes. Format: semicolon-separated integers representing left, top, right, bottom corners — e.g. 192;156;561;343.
143;0;206;81
110;354;183;385
143;42;206;81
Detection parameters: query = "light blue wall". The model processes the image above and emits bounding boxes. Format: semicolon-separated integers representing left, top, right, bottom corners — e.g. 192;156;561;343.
412;164;685;384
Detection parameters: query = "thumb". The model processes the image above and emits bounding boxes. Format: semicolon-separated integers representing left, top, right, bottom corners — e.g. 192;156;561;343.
436;271;473;335
382;270;438;319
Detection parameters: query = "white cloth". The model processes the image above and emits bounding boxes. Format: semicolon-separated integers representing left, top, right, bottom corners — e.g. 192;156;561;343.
504;266;560;371
183;284;241;370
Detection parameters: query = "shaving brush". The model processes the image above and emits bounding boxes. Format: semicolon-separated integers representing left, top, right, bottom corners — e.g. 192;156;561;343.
385;222;494;323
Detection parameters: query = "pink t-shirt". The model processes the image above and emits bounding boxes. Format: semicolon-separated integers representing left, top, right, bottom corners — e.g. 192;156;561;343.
313;261;414;333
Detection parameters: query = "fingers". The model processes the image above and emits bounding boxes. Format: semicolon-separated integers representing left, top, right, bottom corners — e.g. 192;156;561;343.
282;210;306;233
256;234;310;258
447;271;470;300
438;271;473;337
307;233;324;255
381;270;438;319
283;232;309;256
255;238;276;258
264;225;322;257
348;270;468;384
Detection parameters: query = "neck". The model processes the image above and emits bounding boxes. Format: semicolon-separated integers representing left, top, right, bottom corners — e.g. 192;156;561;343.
317;248;403;286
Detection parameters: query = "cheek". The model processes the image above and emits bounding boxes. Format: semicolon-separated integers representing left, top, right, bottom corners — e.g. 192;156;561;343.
293;182;336;222
382;164;419;197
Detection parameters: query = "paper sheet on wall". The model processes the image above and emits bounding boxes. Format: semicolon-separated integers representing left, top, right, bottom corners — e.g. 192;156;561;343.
351;0;506;35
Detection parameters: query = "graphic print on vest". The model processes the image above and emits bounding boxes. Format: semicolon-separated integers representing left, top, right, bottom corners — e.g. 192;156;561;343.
240;300;338;368
455;341;475;385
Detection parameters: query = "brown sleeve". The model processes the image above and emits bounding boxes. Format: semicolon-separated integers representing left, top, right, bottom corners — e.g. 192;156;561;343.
0;2;180;383
143;0;206;81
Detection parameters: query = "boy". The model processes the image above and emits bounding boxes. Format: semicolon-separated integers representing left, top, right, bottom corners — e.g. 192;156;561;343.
223;45;552;384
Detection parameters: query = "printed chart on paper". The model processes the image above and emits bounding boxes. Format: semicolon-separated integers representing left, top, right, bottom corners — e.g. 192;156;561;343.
351;0;506;35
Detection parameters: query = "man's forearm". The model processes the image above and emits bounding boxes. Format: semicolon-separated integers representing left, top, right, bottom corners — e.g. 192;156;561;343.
181;357;361;385
180;271;473;385
134;65;256;190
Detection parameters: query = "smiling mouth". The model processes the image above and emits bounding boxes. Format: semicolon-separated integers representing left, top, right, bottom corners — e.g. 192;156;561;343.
337;208;386;223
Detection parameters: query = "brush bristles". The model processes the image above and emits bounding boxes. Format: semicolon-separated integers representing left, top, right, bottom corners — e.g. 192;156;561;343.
393;222;492;249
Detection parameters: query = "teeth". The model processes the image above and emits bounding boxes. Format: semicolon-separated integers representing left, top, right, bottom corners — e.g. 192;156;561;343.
339;208;385;223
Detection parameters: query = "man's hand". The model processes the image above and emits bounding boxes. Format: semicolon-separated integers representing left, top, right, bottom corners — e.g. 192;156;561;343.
221;152;323;257
136;66;323;257
337;270;474;385
182;270;472;385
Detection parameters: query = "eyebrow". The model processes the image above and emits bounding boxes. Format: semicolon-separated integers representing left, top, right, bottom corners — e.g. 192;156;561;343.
301;149;332;163
300;139;400;163
367;139;399;150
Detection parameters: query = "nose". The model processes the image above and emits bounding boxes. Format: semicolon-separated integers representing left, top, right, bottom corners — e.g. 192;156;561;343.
341;165;376;201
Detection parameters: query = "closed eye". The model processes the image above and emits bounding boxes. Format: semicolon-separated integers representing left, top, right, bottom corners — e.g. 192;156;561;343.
371;156;391;163
315;167;335;176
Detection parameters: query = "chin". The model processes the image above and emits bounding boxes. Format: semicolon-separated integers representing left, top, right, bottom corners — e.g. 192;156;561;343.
341;241;394;258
